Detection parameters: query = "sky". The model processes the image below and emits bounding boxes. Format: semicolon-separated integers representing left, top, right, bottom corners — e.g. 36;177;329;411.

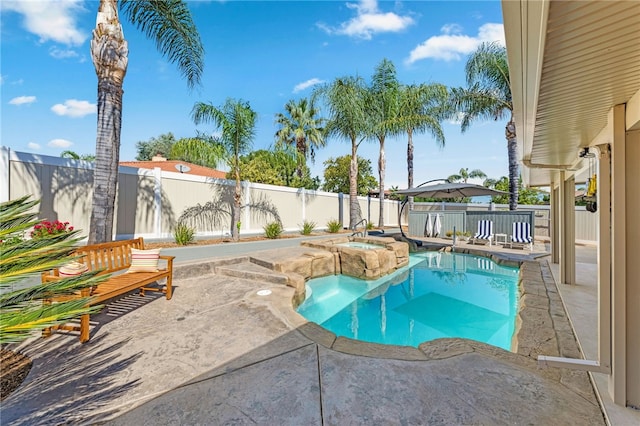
1;0;508;189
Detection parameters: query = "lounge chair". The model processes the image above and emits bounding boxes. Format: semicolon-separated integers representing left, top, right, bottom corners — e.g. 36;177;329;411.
507;222;533;250
470;220;493;245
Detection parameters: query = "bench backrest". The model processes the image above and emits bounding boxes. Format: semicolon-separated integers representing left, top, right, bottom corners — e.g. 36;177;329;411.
74;238;145;274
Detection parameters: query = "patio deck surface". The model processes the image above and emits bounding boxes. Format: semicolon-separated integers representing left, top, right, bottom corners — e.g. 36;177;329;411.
1;236;615;425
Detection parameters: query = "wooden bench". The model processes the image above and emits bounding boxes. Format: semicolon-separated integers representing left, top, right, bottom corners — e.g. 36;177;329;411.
42;237;174;343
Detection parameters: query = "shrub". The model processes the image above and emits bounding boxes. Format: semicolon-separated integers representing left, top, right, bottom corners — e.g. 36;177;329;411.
1;196;106;345
30;220;73;239
445;230;453;238
173;222;195;245
366;221;374;230
263;221;283;239
299;220;316;235
326;219;342;233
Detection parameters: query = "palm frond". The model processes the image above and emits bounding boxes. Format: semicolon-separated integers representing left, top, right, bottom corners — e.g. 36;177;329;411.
120;0;204;89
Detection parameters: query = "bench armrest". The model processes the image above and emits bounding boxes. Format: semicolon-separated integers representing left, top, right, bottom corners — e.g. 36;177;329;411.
159;255;175;270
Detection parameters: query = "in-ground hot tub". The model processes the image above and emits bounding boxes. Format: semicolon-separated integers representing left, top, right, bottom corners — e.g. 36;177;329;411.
301;236;409;280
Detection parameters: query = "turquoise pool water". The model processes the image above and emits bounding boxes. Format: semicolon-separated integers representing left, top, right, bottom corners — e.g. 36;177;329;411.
297;252;519;350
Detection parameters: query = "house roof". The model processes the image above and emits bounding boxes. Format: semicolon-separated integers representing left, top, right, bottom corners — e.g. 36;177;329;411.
502;0;640;187
120;160;227;179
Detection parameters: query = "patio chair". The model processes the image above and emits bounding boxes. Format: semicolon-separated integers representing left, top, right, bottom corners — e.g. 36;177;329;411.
507;222;533;250
470;220;493;245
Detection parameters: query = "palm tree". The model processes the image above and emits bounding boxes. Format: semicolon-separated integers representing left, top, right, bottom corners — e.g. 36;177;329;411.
314;77;369;228
191;98;257;241
396;83;448;208
1;196;106;344
89;0;204;243
447;167;487;183
368;59;400;228
449;42;518;210
275;98;326;177
170;136;225;169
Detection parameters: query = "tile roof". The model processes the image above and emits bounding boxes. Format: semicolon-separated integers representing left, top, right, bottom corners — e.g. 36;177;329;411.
120;160;227;179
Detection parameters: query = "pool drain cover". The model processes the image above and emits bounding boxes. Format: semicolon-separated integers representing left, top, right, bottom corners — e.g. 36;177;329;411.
256;289;272;296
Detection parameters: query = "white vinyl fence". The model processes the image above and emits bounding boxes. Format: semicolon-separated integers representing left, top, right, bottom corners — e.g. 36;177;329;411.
0;147;401;240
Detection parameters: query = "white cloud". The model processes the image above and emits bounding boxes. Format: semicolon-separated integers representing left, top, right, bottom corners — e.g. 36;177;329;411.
293;78;324;93
27;142;41;150
1;0;87;46
51;99;96;118
318;0;414;40
9;96;36;105
406;23;505;64
49;46;79;59
48;139;73;148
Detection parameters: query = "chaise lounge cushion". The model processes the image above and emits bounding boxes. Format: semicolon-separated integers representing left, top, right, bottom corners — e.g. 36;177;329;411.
127;248;161;273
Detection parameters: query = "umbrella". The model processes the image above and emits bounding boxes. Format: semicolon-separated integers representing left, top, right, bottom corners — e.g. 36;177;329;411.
394;182;507;199
433;214;442;237
424;213;433;237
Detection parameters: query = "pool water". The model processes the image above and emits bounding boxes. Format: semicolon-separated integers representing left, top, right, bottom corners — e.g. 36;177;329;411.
297;252;519;350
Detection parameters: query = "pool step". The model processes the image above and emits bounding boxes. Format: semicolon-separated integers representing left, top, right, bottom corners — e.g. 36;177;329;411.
214;261;289;285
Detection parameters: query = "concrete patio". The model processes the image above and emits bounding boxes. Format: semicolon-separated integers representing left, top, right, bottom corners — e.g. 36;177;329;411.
1;238;613;424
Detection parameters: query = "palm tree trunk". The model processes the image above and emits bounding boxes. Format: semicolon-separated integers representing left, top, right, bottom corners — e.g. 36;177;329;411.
378;137;386;228
506;119;518;210
88;0;128;243
407;128;414;210
349;139;359;229
295;136;306;178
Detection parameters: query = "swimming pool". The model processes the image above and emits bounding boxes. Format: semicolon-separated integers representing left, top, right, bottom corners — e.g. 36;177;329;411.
296;252;519;350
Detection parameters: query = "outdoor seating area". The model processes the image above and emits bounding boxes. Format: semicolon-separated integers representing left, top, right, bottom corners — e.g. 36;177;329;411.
41;238;174;343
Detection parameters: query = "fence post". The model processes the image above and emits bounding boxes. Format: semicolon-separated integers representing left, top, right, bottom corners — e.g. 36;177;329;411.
338;192;344;227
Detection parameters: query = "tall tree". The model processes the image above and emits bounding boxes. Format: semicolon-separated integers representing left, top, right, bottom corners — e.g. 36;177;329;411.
230;148;319;190
447;167;487;183
275;98;326;177
314;76;368;228
135;132;178;160
322;155;378;196
396;83;448;208
192;98;257;241
449;42;518;210
89;0;204;243
368;59;400;227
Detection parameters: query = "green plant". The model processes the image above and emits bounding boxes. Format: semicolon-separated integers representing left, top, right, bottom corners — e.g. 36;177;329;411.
326;219;342;233
1;196;107;344
299;220;316;235
263;221;283;239
173;222;195;245
30;220;74;239
366;221;374;230
445;230;453;238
